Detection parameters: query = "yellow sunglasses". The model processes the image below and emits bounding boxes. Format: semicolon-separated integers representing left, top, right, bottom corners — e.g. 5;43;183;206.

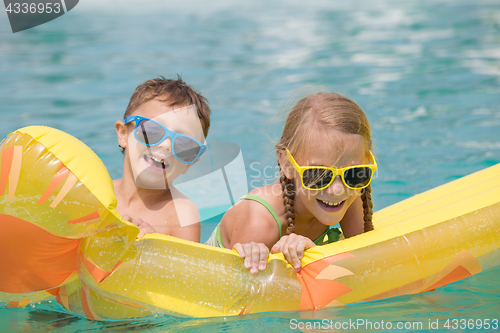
286;148;377;190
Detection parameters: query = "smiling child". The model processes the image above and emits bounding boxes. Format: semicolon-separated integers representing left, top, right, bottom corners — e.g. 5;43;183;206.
114;77;210;241
206;92;376;273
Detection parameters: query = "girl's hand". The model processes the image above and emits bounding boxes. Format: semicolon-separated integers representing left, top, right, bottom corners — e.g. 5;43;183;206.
123;214;156;238
271;234;316;272
233;242;270;276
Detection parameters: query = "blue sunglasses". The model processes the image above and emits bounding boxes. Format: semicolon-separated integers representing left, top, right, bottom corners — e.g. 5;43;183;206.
123;115;206;164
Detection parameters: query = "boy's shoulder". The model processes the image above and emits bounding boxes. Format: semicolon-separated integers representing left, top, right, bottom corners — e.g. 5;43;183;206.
167;186;200;228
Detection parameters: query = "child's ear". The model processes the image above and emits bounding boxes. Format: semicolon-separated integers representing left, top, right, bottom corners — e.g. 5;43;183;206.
115;121;128;150
278;149;294;179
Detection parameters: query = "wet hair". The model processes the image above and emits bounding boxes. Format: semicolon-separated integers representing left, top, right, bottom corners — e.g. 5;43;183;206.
123;75;211;137
275;92;374;235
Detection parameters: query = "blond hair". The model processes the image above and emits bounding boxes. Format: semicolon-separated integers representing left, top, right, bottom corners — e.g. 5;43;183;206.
275;92;374;234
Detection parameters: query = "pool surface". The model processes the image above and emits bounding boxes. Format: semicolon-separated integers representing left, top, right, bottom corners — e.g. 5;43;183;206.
1;0;499;331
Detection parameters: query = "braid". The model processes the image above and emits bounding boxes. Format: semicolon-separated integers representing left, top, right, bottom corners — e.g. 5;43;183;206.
279;166;296;235
361;185;374;232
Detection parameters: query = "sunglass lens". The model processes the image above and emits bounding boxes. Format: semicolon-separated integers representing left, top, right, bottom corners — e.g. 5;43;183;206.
136;120;165;146
344;167;372;188
174;136;201;162
302;168;333;189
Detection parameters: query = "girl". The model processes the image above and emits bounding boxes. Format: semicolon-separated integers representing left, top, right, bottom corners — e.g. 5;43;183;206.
206;92;376;274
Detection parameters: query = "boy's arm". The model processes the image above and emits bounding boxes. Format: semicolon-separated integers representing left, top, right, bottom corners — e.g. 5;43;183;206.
169;197;201;243
171;222;200;243
123;214;156;238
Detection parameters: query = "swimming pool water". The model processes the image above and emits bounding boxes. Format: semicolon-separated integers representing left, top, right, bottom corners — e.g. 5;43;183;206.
0;0;499;331
2;267;499;332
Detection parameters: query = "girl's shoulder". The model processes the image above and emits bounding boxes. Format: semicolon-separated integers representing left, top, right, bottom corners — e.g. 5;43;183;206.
225;182;284;219
242;182;287;220
219;182;285;247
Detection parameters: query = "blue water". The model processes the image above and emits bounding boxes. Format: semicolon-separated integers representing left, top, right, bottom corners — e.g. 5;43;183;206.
1;0;499;331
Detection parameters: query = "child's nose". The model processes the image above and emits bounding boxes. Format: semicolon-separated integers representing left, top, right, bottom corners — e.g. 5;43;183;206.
325;176;345;195
157;137;172;151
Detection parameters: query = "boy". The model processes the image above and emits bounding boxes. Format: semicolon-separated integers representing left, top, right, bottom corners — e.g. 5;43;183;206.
114;76;210;241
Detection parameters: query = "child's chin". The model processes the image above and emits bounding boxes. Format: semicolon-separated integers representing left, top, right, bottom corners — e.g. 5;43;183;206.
317;215;342;226
314;207;343;225
134;172;169;190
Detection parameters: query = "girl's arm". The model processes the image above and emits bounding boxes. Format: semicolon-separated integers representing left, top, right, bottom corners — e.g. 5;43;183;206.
220;199;281;275
271;234;316;272
270;195;365;272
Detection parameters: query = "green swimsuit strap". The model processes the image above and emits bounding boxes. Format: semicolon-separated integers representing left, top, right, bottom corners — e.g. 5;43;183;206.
239;194;282;239
313;227;329;245
313;227;341;244
215;223;224;248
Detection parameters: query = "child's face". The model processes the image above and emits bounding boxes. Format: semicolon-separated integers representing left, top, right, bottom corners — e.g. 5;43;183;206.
119;99;206;189
285;130;368;226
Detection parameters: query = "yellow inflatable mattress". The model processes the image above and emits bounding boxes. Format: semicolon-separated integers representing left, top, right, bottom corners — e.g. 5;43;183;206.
0;126;499;320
